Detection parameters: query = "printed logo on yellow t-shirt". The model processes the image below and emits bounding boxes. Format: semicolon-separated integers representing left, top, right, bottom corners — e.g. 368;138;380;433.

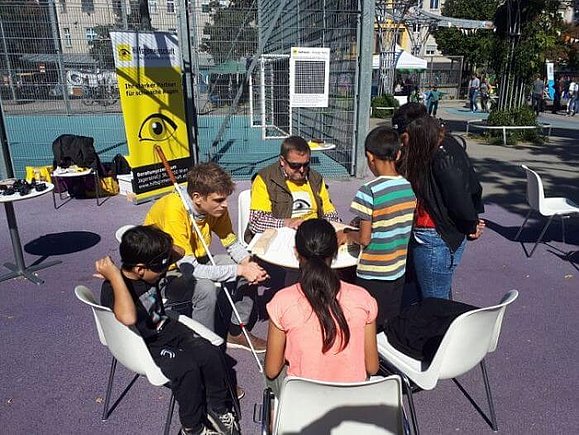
291;191;313;217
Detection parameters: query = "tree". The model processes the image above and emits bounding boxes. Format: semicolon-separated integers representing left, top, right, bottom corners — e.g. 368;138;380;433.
432;0;499;71
434;0;569;109
88;25;115;69
112;0;155;31
494;0;566;108
201;0;258;64
89;1;155;70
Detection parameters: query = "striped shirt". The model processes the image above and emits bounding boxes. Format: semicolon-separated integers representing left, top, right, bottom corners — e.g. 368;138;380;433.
350;176;416;280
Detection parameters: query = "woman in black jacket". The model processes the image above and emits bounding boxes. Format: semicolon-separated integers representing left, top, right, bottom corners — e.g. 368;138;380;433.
403;114;484;300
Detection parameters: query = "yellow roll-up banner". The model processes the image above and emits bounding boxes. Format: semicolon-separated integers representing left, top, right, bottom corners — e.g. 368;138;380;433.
110;31;192;203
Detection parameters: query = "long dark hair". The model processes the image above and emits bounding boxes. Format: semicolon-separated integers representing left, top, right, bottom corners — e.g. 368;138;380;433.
405;116;443;200
295;219;350;353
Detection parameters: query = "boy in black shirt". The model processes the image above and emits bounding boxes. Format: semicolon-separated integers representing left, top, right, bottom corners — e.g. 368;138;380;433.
97;225;239;435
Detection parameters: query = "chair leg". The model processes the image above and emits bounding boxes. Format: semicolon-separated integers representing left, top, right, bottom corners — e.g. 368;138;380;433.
401;375;420;435
260;388;273;435
218;349;242;421
529;215;555;257
163;393;176;435
514;209;532;241
101;357;141;421
102;357;117;421
561;216;566;244
452;367;498;431
480;360;498;432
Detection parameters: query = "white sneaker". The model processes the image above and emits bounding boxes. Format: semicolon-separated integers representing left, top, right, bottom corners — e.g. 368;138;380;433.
207;410;240;435
180;425;219;435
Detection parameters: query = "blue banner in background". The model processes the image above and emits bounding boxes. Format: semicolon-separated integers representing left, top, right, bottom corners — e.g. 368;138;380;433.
546;62;555;100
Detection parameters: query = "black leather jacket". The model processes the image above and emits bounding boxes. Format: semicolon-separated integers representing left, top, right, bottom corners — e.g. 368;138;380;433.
421;135;484;252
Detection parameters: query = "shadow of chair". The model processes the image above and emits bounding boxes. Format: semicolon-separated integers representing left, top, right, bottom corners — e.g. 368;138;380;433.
259;375;405;435
74;285;224;435
377;290;519;435
514;165;579;257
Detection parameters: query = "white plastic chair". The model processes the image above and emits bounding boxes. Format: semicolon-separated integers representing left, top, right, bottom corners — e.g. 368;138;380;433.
377;290;519;435
261;375;405;435
115;224;136;243
237;189;251;246
75;285;224;435
514;165;579;257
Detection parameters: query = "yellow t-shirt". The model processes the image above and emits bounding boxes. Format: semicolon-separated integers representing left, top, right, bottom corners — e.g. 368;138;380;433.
144;192;237;258
250;174;336;220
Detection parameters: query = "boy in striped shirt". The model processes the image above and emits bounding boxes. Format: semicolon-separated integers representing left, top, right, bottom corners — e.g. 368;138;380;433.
338;126;416;331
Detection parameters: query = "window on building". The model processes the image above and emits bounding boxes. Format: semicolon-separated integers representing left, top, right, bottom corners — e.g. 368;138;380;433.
81;0;94;14
63;28;72;47
202;3;210;13
59;0;67;13
430;0;439;9
426;45;437;55
167;0;175;13
86;27;97;43
149;0;158;14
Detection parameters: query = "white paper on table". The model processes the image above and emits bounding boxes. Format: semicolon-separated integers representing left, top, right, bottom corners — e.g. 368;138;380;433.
249;227;360;269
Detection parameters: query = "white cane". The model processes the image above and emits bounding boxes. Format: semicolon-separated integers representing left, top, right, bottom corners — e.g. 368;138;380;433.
155;145;263;372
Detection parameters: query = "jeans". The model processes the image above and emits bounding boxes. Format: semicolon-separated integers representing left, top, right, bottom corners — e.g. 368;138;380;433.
532;94;543;114
428;100;439;116
411;228;466;300
469;89;478;111
568;95;577;114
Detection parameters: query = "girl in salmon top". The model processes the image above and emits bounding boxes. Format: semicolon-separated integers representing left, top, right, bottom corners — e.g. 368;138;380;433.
264;219;379;394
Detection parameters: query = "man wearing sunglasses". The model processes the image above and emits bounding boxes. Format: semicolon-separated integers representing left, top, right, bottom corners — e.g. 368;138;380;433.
244;136;340;243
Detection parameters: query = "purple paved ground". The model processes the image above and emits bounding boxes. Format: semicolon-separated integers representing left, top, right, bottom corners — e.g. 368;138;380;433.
1;103;578;434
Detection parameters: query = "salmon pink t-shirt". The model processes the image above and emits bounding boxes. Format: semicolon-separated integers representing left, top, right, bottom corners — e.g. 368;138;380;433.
266;281;378;382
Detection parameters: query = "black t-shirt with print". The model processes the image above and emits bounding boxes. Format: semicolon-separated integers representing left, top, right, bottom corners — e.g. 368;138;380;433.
100;275;168;340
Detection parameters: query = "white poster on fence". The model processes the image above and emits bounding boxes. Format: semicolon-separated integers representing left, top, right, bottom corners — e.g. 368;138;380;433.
289;47;330;108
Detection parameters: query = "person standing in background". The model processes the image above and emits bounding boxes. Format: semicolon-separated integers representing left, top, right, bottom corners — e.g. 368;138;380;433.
468;74;480;112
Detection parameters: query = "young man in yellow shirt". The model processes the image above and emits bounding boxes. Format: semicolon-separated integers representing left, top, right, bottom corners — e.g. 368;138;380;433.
145;162;269;351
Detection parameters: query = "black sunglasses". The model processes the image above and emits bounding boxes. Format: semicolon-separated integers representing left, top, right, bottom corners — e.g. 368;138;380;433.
145;248;173;273
283;157;310;170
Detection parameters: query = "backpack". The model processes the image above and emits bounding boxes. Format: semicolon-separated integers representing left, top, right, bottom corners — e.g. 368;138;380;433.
111;154;131;176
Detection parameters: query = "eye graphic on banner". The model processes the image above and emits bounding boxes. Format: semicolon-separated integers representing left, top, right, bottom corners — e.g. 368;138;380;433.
138;113;178;142
117;45;132;61
110;31;193;203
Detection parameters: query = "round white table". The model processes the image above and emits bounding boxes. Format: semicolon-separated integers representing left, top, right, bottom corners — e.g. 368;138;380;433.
0;183;62;285
248;227;360;269
51;168;108;208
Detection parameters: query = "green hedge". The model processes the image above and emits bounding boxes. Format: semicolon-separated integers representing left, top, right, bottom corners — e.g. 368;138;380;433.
485;106;543;145
371;94;399;118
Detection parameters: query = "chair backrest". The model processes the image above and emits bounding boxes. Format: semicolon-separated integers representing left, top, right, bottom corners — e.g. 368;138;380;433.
74;285;168;386
115;224;136;243
237;189;251;244
522;165;545;212
52;134;104;175
274;375;404;435
431;290;519;381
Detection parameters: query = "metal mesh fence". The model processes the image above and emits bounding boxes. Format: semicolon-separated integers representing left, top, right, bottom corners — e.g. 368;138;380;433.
0;0;363;179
